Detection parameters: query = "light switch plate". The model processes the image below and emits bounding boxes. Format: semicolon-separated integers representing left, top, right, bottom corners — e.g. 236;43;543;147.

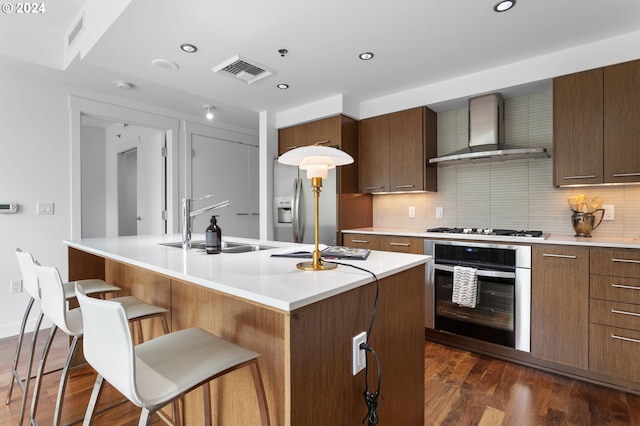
435;207;444;219
37;202;54;215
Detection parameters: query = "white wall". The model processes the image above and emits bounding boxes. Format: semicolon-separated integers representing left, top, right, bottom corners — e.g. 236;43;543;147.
0;69;74;337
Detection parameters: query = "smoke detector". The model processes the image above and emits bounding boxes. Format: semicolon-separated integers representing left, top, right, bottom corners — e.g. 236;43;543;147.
212;54;275;84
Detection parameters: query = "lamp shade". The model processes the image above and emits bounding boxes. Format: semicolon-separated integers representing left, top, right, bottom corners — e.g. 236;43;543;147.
278;145;354;179
278;145;354;167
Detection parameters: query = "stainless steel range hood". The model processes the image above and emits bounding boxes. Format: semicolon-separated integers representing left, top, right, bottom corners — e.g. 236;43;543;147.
428;93;549;166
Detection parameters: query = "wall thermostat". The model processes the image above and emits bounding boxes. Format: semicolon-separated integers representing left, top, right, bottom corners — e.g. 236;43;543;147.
0;203;18;214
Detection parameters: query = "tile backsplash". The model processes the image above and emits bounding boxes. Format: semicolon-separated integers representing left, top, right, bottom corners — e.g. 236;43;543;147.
373;92;640;238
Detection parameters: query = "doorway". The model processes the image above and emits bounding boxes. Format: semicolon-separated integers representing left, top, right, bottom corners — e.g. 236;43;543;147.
81;116;167;237
118;148;138;236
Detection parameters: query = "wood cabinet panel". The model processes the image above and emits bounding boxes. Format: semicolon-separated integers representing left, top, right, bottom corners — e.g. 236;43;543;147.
342;233;423;254
590;248;640;277
342;233;381;250
358;114;390;193
591;299;640;330
604;59;640;183
378;235;423;254
590;274;640;304
590;323;640;382
553;59;640;186
389;108;424;192
278;124;306;155
358;107;437;193
553;68;604;186
531;245;589;368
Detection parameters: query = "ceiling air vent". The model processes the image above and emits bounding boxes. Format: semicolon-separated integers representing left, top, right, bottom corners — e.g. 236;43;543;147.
212;55;275;84
67;12;84;48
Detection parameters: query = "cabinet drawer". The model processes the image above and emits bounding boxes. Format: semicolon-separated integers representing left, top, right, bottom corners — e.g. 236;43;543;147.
590;299;640;330
591;248;640;277
590;323;640;382
378;236;422;254
342;234;379;250
591;274;640;304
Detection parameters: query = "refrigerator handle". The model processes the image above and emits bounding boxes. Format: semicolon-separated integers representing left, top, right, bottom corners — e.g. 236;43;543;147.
292;178;303;243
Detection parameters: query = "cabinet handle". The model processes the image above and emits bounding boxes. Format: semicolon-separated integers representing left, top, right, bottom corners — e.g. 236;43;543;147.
365;186;384;190
313;140;330;145
395;184;415;189
612;172;640;177
611;334;640;344
351;239;370;244
542;253;577;259
612;283;640;290
562;174;597;180
389;242;410;246
612;258;640;264
611;308;640;318
236;213;249;216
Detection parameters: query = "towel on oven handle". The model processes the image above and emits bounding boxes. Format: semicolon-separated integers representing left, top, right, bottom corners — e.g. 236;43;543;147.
452;266;478;308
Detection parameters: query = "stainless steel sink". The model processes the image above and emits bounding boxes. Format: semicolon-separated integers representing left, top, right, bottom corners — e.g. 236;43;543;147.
159;240;275;253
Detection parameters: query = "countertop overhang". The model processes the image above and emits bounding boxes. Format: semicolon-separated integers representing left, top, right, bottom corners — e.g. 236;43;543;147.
64;234;428;312
343;227;640;249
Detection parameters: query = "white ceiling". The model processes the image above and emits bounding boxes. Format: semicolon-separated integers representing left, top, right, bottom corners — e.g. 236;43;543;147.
2;0;640;129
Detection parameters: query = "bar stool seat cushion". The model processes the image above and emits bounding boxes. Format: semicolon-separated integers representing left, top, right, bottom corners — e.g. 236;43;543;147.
132;328;259;410
115;296;169;320
62;279;120;300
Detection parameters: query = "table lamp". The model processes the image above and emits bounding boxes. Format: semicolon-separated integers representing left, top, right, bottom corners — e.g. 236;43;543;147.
277;145;354;270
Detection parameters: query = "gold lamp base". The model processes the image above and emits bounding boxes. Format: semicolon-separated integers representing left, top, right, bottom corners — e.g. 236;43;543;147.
296;261;337;271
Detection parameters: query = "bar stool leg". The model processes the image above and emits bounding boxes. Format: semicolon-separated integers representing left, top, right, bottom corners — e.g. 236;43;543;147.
28;325;58;426
5;297;35;404
17;311;44;426
52;335;80;426
250;360;270;426
82;374;104;426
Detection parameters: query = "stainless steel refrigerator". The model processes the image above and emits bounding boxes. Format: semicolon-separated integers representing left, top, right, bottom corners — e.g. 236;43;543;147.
273;158;338;245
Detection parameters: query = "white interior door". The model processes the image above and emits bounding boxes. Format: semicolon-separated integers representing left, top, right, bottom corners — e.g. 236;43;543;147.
136;131;164;235
117;149;138;236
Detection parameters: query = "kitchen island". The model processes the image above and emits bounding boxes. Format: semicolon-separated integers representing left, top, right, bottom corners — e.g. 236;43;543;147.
65;234;428;425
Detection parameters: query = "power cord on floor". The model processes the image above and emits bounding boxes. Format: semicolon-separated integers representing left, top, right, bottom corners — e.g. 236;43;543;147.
323;261;383;425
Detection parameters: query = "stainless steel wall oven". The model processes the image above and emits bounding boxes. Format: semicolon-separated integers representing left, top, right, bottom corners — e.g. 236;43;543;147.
425;240;531;352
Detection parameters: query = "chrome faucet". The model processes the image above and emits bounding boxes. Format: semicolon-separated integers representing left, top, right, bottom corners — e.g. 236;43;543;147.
182;195;230;249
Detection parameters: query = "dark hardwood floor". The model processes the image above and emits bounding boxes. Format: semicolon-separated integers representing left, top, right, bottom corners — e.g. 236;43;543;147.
2;330;640;425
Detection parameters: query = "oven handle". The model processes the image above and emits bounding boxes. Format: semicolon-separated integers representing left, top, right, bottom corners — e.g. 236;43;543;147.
434;263;516;279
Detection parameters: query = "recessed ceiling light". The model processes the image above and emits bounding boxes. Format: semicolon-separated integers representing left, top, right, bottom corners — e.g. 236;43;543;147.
115;81;134;90
359;52;374;61
277;83;289;89
180;43;198;53
494;0;516;12
152;59;179;71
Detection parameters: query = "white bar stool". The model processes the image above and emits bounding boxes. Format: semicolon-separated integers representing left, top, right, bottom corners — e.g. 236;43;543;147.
6;249;121;426
76;282;271;426
30;264;170;426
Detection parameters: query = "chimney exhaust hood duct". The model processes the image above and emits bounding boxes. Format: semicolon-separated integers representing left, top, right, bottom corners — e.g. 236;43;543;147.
428;93;549;166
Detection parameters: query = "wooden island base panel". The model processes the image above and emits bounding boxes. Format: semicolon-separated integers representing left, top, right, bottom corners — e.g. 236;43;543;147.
68;244;425;425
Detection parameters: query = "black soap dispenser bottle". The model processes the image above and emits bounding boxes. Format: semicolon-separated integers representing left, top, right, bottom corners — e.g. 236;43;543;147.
205;215;221;254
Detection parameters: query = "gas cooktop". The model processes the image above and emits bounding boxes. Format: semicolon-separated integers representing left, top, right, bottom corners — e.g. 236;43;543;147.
426;227;546;239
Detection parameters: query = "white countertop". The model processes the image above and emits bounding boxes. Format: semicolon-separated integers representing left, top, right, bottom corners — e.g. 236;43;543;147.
64;234;428;312
343;227;640;249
